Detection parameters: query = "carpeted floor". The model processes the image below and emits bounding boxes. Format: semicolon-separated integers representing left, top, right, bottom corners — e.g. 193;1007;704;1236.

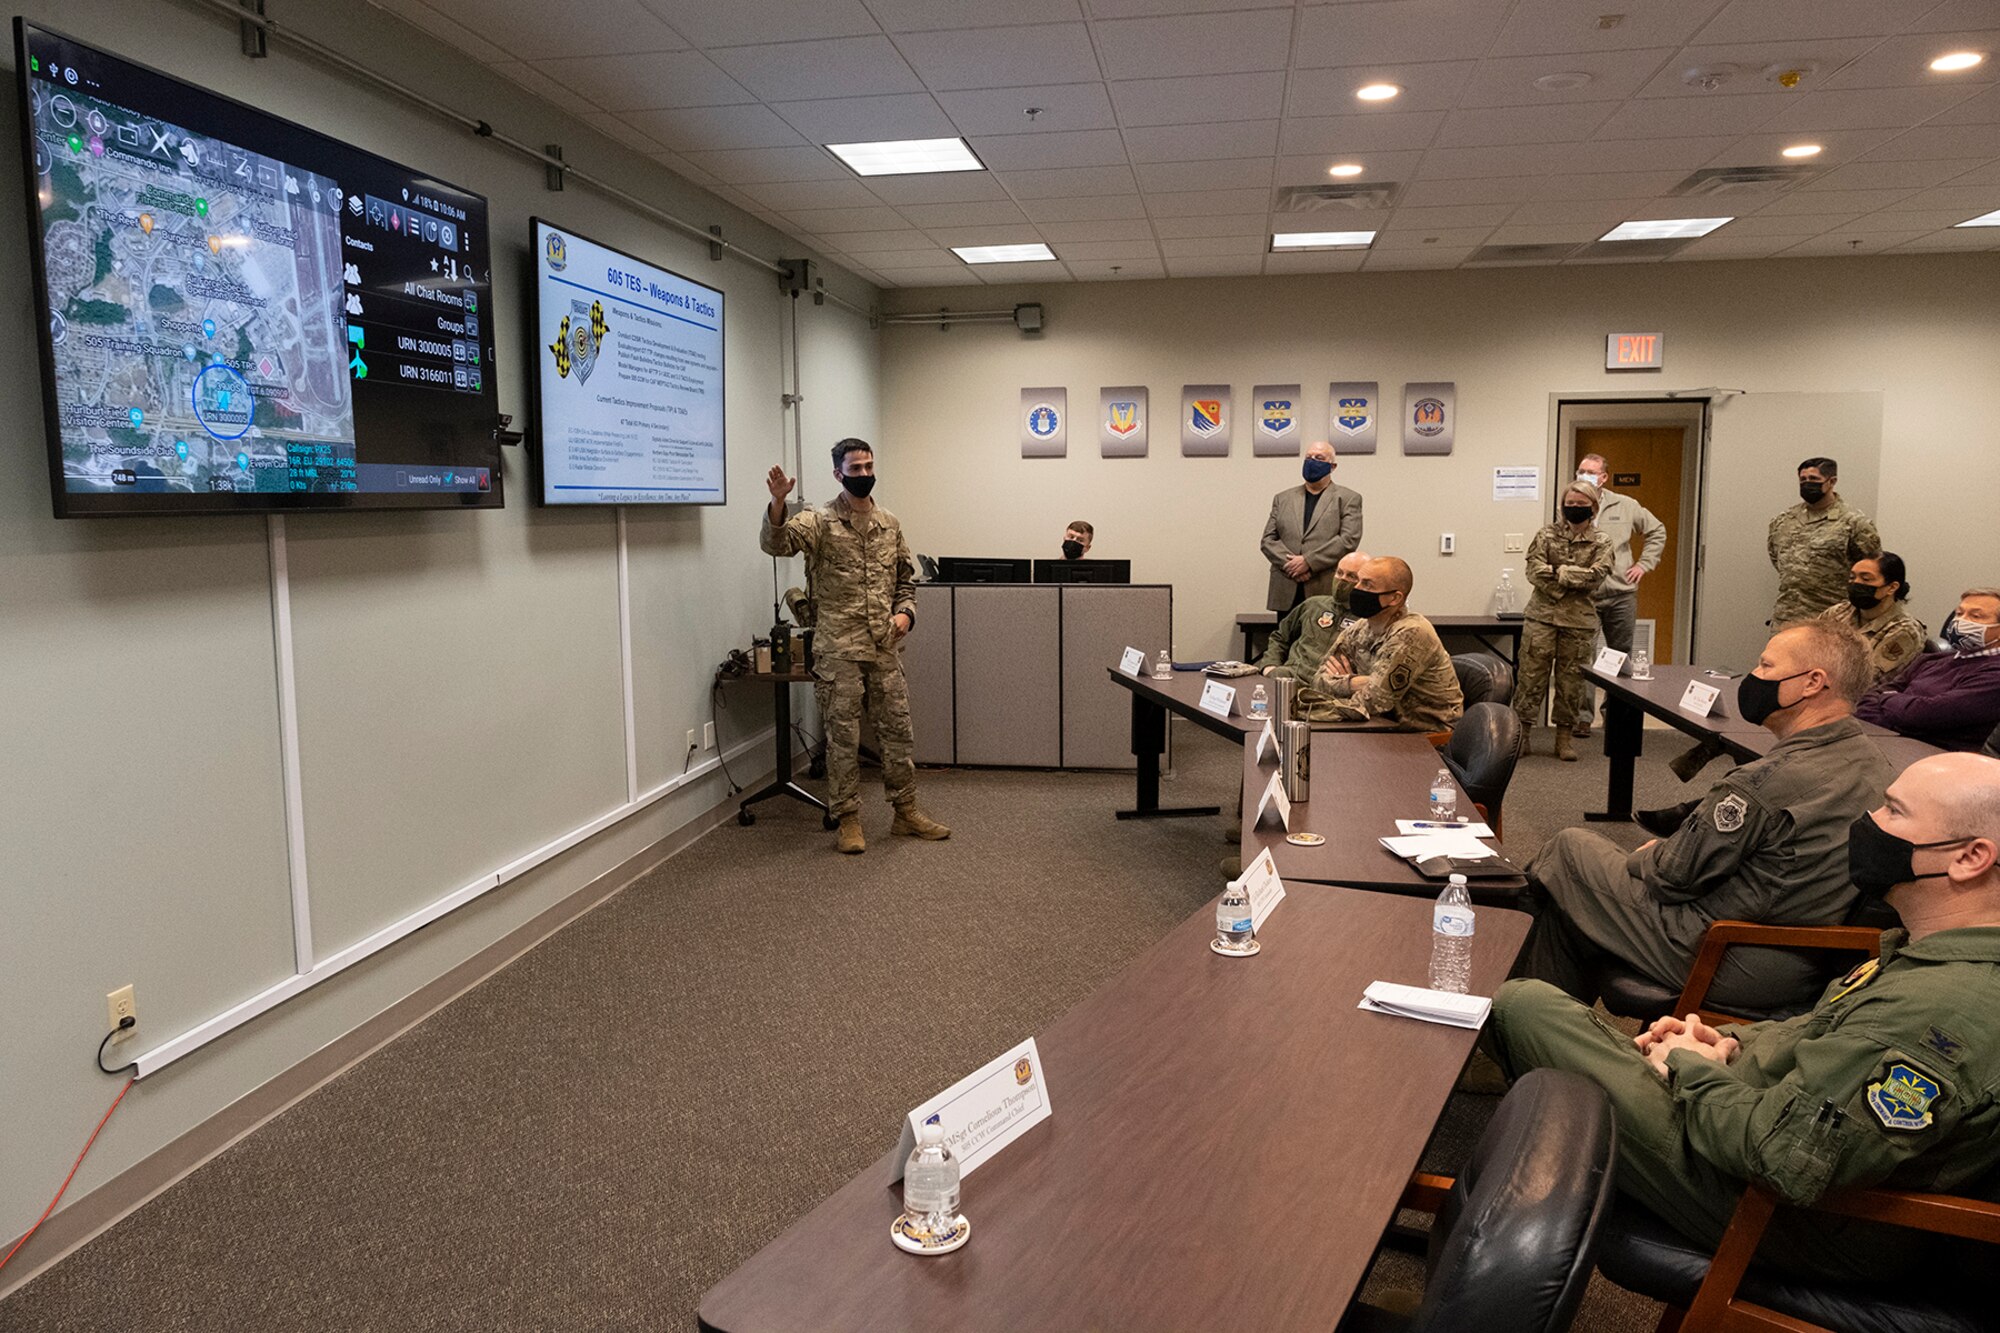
2;719;1707;1332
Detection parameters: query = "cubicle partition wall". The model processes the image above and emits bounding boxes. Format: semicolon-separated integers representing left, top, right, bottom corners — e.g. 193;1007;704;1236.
901;583;1172;769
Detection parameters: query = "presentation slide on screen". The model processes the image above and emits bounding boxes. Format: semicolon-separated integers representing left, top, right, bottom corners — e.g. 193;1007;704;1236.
535;221;724;505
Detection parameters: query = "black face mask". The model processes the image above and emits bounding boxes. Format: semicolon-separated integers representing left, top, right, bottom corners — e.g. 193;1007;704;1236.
1847;811;1969;901
1799;482;1826;504
1561;505;1593;524
840;473;876;500
1348;588;1389;618
1737;668;1813;725
1061;539;1085;560
1847;582;1886;610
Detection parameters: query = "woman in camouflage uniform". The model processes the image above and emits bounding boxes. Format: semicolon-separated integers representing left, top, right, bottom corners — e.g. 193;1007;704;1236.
1516;483;1614;761
1817;552;1927;686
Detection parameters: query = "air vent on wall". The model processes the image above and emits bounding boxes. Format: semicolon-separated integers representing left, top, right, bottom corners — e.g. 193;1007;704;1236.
1273;182;1401;212
1670;164;1824;196
1467;242;1583;264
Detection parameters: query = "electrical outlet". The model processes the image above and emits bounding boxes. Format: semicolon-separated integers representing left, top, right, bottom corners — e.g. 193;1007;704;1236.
1504;533;1526;552
685;729;699;753
702;721;716;749
106;985;137;1043
1439;532;1455;555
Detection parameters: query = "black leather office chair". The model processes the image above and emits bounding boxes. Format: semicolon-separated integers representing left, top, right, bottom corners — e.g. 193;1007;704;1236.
1439;703;1520;837
1451;652;1515;707
1341;1069;1617;1333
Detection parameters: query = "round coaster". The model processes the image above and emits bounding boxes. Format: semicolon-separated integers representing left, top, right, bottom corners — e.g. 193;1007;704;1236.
1211;937;1261;957
1285;832;1326;846
891;1213;970;1255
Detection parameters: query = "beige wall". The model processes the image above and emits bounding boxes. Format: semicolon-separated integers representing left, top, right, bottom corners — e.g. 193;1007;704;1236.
878;255;1998;661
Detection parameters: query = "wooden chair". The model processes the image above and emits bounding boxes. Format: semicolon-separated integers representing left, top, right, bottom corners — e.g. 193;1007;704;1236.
1595;919;1883;1027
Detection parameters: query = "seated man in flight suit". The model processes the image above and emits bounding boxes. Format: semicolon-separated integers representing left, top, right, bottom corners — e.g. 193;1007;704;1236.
1491;751;2000;1284
1257;550;1367;682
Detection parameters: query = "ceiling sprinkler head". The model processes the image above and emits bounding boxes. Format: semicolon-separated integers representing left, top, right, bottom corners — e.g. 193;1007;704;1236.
1024;106;1043;121
1764;62;1818;88
1682;64;1737;92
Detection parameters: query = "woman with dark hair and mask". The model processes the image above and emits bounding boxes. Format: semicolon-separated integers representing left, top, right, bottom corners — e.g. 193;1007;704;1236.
1816;551;1927;685
1515;484;1613;761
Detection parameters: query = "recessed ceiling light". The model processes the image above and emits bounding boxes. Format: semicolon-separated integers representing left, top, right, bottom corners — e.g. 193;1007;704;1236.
1781;143;1822;158
1327;162;1365;178
1271;230;1376;251
1533;72;1594;92
1954;208;2000;228
825;137;983;177
1930;51;1986;72
951;243;1055;263
1600;217;1732;241
1355;83;1401;102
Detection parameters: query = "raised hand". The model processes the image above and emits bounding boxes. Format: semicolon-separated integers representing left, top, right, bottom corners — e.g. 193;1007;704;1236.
766;466;796;503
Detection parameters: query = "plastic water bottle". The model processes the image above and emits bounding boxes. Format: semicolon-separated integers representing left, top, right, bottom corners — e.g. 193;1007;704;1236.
1216;878;1254;950
1492;569;1517;616
1249;684;1269;718
902;1120;961;1237
1631;648;1652;680
1153;649;1172;680
1429;766;1458;822
1430;875;1475;994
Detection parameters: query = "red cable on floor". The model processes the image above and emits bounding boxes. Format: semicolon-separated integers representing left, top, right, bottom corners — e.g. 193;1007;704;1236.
0;1078;135;1277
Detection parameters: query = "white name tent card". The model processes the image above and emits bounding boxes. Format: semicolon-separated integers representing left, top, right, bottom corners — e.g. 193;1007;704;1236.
1198;679;1238;719
1254;719;1277;764
1358;981;1491;1030
890;1038;1052;1184
1119;646;1146;678
1232;846;1287;931
1678;680;1721;717
1593;646;1628;676
1252;770;1291;831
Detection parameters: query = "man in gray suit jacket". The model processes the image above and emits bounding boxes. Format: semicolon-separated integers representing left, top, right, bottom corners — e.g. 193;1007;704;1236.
1262;440;1364;612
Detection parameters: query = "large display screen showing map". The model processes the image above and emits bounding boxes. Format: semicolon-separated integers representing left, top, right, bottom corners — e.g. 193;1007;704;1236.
17;21;502;516
531;219;725;506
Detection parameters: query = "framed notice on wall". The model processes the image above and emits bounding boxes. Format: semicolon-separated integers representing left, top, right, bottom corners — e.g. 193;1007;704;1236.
1181;384;1231;456
1021;387;1067;458
1100;386;1148;457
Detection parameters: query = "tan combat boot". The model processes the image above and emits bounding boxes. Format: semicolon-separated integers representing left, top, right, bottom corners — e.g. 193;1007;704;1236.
1555;730;1577;763
835;814;866;854
891;804;951;840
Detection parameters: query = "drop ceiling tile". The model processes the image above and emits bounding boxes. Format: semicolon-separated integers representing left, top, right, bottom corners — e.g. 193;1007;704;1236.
1065;257;1165;279
1714;211;1862;235
1145;187;1275;216
1088;0;1298;16
818;228;933;250
583;113;665;154
1537;170;1690;198
770;94;958;143
379;0;512;64
1133;158;1275;191
894;24;1102;91
1837;207;1986;232
1274;151;1426;186
1505;198;1636;225
1488;0;1728;58
636;0;879;47
937;84;1118;136
1928;85;2000;126
1862;123;2000;160
1398;177;1549;206
1822;30;2000;90
1455;49;1681;109
1704;127;1904;167
1777;231;1933;256
1159;234;1271;256
1886;227;2000;251
1909;0;2000;32
1435;102;1619;148
1094;10;1296;80
681;145;853;181
972;259;1071;280
1274;206;1391;233
1948;160;2000;185
837;247;964;267
1280;112;1449;155
622;104;805;152
1633;39;1880;99
1125;121;1280;162
1881;183;2000;211
1263;249;1372;273
782;205;914;232
895;200;1032;227
924;224;1049;246
1035;218;1155;240
1804;158;1991;191
478;0;686;60
1373;225;1497;249
876;265;984;285
1056;239;1167;259
1111;72;1288;126
649;150;716;186
970;130;1131;169
1149;212;1269;238
1762;85;1991;133
1664;232;1812;257
1593;93;1793;139
1415;143;1574;179
1465;222;1601;246
498;61;605;109
864;173;1014;205
1607;196;1749;220
1755;187;1916;214
709;38;924;101
1295;1;1512;68
868;0;1084;31
1695;0;1916;44
1385;203;1518;229
1284;62;1477;117
1561;136;1741;173
530;50;756;112
1365;248;1477;269
740;179;885;211
1018;195;1152;221
1166;256;1266;277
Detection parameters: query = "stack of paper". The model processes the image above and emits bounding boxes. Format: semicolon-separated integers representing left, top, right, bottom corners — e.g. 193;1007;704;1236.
1378;828;1495;859
1358;981;1491;1029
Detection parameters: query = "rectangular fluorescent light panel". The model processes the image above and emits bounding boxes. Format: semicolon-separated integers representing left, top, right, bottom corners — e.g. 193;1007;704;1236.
1270;230;1377;250
1600;217;1732;241
951;244;1055;264
1953;208;2000;227
825;137;983;177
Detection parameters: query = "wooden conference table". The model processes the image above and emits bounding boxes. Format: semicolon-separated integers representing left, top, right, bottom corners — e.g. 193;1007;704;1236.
1584;663;1943;822
698;885;1531;1333
1237;611;1526;665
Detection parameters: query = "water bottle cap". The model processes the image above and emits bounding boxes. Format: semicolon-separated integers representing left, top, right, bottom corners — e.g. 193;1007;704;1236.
1449;873;1468;886
919;1120;943;1146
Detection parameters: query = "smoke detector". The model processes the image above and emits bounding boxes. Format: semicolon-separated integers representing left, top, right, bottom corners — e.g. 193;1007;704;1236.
1682;64;1738;92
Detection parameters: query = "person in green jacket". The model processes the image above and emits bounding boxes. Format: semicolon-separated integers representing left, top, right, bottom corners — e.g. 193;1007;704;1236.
1258;550;1367;681
1492;750;2000;1283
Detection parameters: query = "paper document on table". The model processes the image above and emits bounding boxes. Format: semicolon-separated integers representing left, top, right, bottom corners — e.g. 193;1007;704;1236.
1358;981;1491;1029
1395;819;1493;838
1380;831;1494;859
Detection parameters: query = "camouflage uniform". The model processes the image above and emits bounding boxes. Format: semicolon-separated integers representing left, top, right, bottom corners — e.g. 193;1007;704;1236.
760;493;920;818
1295;610;1464;732
1493;924;2000;1282
1817;601;1928;686
1516;522;1614;731
1256;587;1351;683
1768;497;1881;625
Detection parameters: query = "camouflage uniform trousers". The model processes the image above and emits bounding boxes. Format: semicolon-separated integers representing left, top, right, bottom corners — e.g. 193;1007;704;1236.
1515;618;1596;731
813;655;917;818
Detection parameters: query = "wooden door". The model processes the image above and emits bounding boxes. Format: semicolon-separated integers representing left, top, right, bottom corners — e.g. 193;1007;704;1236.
1575;427;1683;662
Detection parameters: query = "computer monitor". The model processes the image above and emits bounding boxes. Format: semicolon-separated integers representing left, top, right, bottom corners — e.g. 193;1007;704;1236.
935;556;1031;584
1033;559;1131;585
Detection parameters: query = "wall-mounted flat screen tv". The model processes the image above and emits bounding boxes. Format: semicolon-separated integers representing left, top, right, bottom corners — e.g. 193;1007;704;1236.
17;20;503;516
531;218;725;505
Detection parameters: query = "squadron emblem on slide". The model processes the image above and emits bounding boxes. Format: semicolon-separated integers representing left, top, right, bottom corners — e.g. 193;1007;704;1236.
548;298;609;384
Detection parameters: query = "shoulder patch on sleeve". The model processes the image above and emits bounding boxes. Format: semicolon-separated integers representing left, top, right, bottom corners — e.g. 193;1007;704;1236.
1713;792;1749;833
1389;663;1413;692
1867;1062;1941;1132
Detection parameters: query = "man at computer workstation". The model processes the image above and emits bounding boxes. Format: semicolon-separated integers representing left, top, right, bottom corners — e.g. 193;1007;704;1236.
1060;520;1093;560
